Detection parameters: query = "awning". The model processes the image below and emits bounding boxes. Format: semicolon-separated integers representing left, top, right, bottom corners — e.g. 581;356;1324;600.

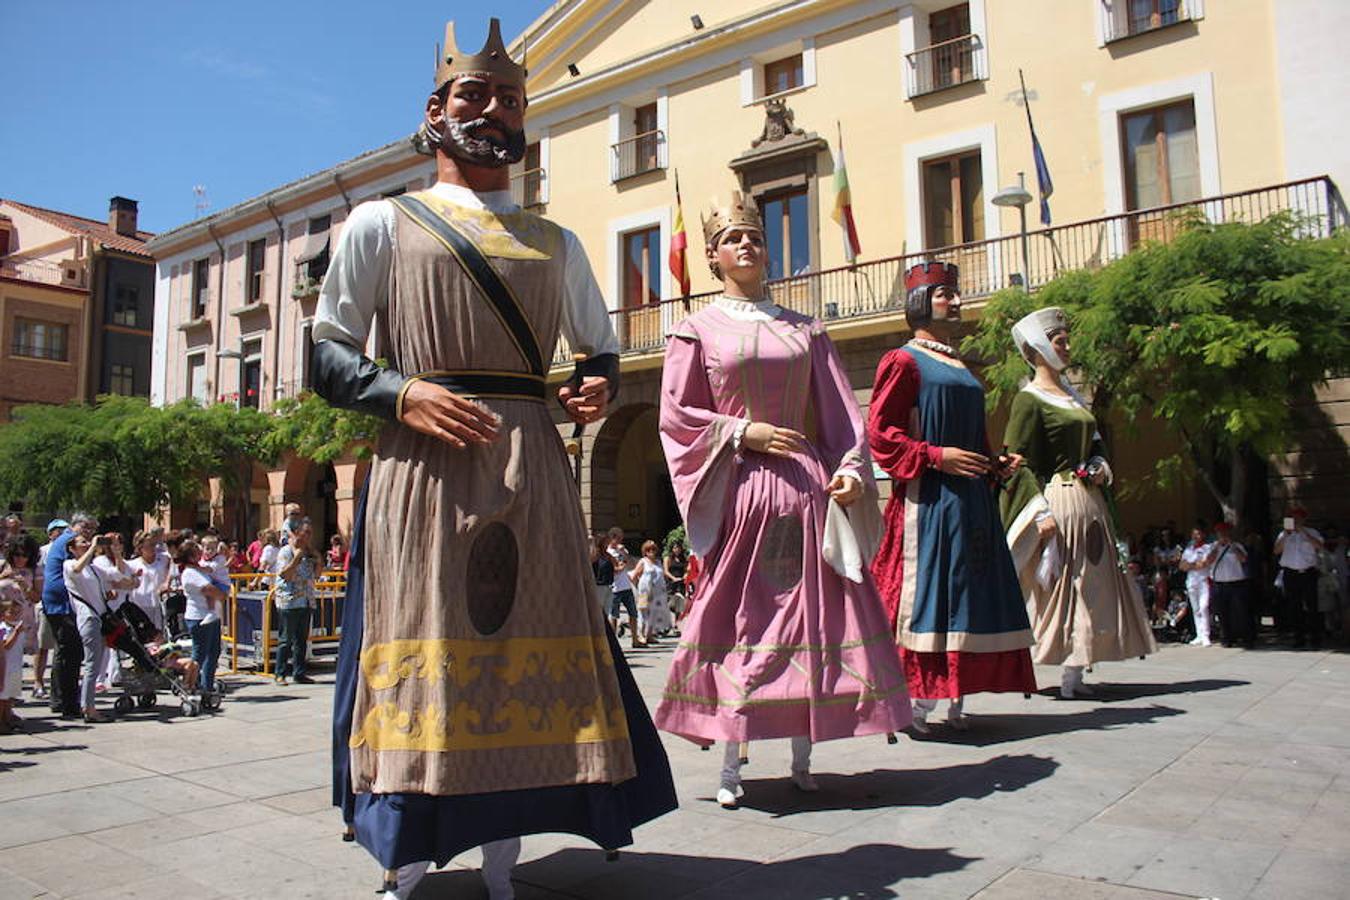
293;226;330;265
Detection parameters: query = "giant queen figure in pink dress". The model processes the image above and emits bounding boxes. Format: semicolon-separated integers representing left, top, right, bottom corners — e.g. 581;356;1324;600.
655;192;911;808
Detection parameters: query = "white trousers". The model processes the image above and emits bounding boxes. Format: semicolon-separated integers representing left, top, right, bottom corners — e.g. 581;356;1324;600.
720;737;812;788
1187;580;1211;642
385;838;520;900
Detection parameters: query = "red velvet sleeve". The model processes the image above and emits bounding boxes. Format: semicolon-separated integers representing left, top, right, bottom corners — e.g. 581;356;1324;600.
867;348;943;481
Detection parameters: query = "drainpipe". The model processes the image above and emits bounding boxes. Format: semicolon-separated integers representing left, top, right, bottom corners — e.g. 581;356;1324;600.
265;199;286;404
83;237;100;402
207;223;227;402
332;173;353;212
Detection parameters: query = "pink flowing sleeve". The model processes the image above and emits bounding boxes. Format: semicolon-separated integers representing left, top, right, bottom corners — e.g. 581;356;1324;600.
658;327;745;557
808;326;885;575
866;349;943;481
808;326;872;483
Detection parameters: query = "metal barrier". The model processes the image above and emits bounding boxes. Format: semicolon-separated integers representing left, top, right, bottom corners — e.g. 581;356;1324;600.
221;570;347;674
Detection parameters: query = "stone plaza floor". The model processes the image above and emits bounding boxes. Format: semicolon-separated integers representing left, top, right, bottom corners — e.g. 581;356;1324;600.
1;639;1348;899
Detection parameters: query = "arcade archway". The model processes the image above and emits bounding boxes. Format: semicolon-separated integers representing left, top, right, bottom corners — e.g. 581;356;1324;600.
590;403;679;547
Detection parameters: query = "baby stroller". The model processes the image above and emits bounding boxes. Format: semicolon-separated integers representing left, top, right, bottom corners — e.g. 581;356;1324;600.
105;602;219;717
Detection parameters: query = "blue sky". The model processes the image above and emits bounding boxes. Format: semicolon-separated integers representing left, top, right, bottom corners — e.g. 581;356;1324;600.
1;1;550;233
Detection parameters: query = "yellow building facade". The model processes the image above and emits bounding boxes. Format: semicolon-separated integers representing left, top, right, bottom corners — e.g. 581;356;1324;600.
147;0;1347;543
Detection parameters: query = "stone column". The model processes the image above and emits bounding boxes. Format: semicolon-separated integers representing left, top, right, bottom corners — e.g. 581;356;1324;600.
331;450;371;539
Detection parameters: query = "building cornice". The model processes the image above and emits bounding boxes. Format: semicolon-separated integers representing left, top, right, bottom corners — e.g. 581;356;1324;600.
145;139;419;257
525;0;852;112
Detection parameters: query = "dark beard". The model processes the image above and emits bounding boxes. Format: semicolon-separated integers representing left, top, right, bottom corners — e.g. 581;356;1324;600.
440;116;527;168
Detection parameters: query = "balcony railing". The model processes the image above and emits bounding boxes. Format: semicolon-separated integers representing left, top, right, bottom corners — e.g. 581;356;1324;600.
1104;0;1195;42
552;176;1342;367
611;130;666;182
0;257;85;288
905;34;983;98
511;168;546;208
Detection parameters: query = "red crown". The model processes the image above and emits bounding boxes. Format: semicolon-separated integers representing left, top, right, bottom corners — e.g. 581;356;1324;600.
905;261;959;291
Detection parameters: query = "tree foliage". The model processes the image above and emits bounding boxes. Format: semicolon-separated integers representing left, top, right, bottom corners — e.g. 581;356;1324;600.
0;397;275;517
265;393;381;464
0;390;380;520
966;212;1350;524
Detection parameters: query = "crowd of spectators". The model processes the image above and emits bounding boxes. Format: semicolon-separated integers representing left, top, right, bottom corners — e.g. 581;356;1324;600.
592;528;699;650
0;505;346;731
1125;506;1348;650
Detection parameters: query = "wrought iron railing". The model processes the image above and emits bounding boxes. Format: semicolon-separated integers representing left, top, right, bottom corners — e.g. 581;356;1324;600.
905;34;983;98
511;167;546;208
1105;0;1195;42
552;176;1342;367
611;130;666;182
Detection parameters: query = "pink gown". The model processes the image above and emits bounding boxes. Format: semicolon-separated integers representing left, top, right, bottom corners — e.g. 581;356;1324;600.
654;300;912;744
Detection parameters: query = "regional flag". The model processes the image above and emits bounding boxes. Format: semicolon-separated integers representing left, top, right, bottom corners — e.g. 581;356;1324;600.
832;127;862;264
1020;69;1054;226
669;171;691;297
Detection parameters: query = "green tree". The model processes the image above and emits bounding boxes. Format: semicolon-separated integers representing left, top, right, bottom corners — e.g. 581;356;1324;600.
966;212;1350;528
0;396;277;520
265;393;382;464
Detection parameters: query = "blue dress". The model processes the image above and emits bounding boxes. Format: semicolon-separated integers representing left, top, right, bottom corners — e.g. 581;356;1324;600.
868;347;1035;698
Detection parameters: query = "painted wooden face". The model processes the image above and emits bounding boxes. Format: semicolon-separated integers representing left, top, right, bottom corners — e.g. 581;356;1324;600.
709;226;767;283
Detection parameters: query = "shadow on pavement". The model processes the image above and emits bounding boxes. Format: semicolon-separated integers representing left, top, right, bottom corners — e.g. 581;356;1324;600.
1042;678;1249;703
419;843;975;899
916;704;1186;747
725;753;1059;817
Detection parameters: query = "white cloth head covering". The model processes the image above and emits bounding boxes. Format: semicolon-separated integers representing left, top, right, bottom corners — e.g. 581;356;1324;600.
1012;307;1070;372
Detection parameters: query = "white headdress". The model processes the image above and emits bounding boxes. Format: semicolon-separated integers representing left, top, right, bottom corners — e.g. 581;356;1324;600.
1011;307;1070;372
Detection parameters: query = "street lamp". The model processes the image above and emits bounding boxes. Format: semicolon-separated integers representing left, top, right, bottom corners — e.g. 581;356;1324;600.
992;171;1034;290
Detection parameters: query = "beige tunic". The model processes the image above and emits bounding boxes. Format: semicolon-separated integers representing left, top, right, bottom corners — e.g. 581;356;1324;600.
344;191;634;795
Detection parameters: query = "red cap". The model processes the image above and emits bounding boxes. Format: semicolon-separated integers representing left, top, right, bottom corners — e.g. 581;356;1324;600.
1287;504;1308;517
905;261;959;292
1214;521;1233;533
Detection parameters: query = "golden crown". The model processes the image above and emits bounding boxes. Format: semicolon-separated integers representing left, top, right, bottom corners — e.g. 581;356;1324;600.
434;18;526;92
701;191;764;245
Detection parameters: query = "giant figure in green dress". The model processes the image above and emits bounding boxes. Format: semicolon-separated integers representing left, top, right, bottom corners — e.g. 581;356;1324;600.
999;308;1155;698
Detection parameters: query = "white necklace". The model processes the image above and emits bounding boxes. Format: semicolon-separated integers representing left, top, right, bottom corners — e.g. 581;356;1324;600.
909;337;958;357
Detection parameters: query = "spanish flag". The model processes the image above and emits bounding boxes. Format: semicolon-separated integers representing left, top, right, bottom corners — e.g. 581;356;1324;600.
832;123;861;264
669;170;691;298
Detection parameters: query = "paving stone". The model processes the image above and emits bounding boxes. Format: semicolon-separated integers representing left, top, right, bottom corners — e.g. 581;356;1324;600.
976;868;1198;899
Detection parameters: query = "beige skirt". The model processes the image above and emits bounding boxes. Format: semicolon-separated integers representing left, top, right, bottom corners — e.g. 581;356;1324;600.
1026;480;1156;666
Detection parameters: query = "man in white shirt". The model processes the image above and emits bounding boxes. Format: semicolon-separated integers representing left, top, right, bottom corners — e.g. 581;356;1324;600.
1275;505;1325;648
1179;524;1214;646
1205;522;1252;648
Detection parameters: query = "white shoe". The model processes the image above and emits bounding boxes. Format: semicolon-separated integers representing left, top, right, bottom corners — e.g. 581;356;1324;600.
910;705;931;734
716;785;743;808
790;769;819;792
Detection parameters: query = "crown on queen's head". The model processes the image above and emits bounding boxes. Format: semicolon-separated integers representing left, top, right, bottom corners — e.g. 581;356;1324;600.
702;191;765;245
904;261;959;292
434;18;527;93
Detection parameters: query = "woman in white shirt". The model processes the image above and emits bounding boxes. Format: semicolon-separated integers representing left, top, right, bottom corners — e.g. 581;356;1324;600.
126;531;170;632
258;529;281;586
64;533;118;722
91;535;137;689
177;539;228;695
